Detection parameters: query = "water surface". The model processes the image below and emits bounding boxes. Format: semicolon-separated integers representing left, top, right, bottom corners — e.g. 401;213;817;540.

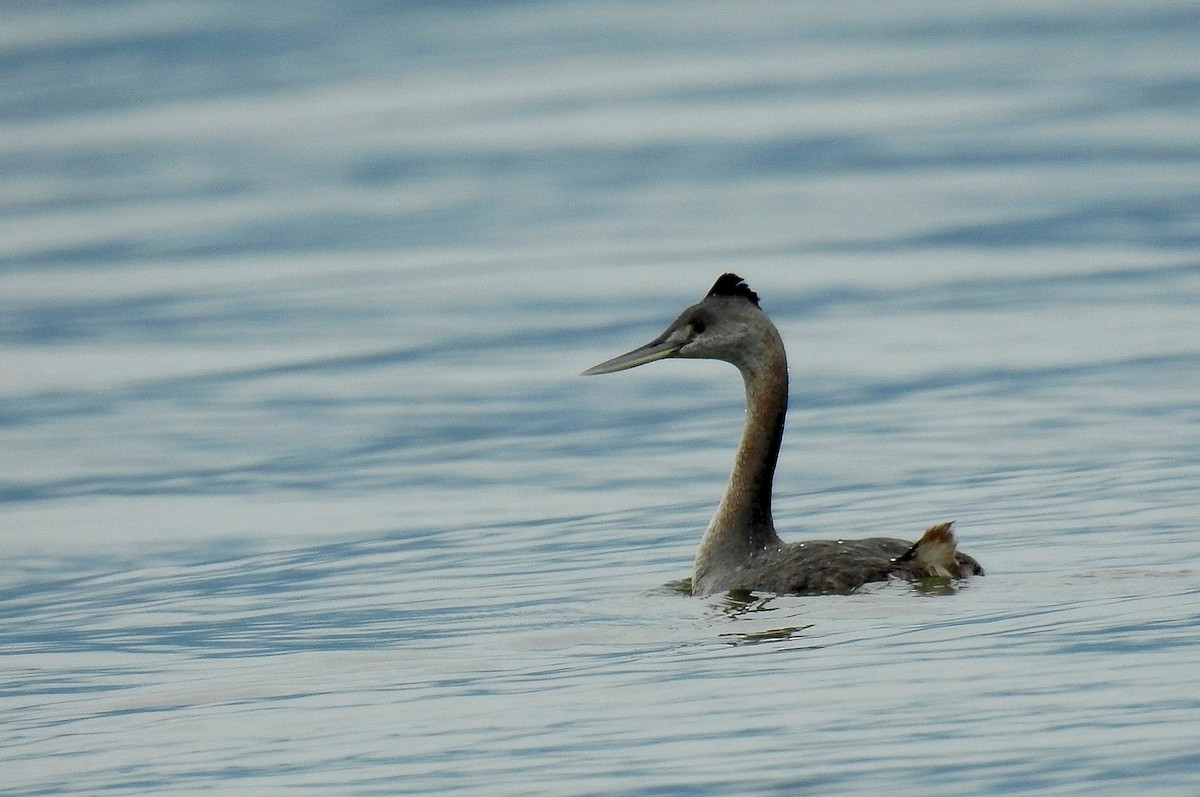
3;2;1200;794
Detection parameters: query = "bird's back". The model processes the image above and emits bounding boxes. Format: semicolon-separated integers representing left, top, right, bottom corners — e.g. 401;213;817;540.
694;523;983;596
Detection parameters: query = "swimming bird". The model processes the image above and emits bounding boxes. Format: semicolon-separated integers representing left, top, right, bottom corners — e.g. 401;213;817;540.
583;273;984;597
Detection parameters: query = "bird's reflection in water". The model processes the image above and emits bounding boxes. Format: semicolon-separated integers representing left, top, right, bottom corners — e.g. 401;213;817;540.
710;576;969;646
715;590;818;647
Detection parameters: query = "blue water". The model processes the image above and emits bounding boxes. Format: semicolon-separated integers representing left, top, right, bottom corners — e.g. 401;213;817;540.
3;2;1200;794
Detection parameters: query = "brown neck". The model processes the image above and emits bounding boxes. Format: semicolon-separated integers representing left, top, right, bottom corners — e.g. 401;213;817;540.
725;356;788;546
695;337;788;579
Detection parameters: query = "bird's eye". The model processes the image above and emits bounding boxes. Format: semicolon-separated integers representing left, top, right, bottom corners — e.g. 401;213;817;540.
692;320;706;334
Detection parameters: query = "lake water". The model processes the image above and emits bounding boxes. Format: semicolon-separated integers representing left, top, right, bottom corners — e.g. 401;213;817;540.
3;1;1200;794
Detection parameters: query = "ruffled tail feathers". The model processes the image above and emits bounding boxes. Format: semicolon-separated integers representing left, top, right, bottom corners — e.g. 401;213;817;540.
897;521;963;578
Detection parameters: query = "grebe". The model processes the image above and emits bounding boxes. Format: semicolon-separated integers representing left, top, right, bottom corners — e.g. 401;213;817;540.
583;273;983;597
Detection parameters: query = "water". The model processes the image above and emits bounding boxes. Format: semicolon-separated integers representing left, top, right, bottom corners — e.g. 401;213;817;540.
3;1;1200;794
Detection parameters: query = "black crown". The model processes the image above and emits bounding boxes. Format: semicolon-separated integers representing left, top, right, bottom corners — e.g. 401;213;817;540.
706;273;760;307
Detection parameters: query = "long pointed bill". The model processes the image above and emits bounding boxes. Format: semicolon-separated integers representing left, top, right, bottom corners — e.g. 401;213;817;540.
581;333;684;375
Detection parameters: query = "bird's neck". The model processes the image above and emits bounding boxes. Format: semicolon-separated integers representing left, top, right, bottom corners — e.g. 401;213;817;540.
694;339;788;586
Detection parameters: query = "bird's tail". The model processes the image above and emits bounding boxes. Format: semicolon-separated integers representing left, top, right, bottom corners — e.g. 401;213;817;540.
902;521;958;578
